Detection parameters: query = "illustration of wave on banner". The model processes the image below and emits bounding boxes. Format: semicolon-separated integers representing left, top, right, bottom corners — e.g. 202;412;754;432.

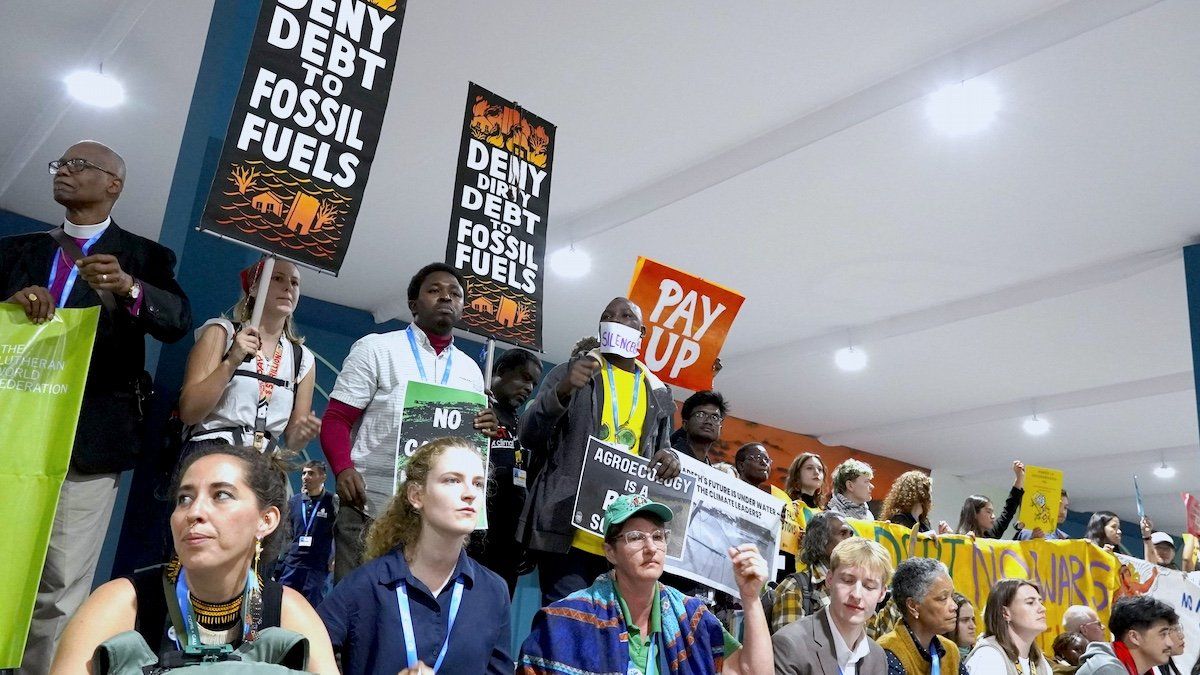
461;278;538;344
215;161;351;260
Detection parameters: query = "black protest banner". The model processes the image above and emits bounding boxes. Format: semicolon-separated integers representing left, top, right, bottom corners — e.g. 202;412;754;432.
572;437;695;558
445;82;554;350
198;0;406;275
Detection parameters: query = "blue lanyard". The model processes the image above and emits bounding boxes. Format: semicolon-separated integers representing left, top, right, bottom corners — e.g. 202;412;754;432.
299;494;323;536
396;579;464;672
48;229;105;308
173;567;257;649
605;361;642;433
929;642;941;675
406;326;452;385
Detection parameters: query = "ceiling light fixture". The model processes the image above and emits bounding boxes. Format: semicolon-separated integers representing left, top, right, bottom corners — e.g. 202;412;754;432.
1022;414;1050;436
64;65;126;108
1154;459;1176;479
834;346;868;372
926;78;999;136
549;244;591;279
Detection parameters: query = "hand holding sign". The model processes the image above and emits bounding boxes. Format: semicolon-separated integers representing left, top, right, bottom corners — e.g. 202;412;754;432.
627;257;744;390
728;544;768;599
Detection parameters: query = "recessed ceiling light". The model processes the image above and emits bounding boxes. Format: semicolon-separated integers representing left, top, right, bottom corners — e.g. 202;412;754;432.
1154;461;1176;479
549;245;591;279
64;70;126;108
926;79;999;136
834;346;868;372
1022;415;1050;436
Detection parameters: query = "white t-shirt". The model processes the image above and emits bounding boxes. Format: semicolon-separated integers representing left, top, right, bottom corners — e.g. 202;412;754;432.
329;326;484;518
190;318;314;446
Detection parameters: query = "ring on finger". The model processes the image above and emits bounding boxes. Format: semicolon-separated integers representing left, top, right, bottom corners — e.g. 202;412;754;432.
100;273;107;282
27;293;38;302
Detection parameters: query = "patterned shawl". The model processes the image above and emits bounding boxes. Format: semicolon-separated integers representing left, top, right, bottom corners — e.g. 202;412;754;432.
518;572;727;675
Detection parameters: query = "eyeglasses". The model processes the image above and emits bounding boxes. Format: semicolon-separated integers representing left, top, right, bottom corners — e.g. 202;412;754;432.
691;411;724;423
744;454;772;465
614;528;671;549
48;158;119;178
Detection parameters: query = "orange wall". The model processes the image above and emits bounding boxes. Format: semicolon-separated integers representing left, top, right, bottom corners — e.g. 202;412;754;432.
674;403;926;496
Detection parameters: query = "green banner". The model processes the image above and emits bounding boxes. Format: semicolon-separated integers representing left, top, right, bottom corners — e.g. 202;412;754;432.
0;305;99;667
395;381;490;528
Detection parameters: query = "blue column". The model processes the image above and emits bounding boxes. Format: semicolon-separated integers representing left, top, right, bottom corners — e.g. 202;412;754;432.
110;0;264;576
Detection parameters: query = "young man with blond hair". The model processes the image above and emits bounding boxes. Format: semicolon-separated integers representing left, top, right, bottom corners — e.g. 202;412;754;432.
773;538;893;674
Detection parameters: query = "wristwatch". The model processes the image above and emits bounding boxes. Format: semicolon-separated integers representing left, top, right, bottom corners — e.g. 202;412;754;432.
123;277;142;302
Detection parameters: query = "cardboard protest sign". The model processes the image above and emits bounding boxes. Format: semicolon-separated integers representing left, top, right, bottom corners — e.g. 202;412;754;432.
670;455;784;596
446;83;555;350
0;306;98;666
1019;465;1063;534
572;436;695;558
1184;493;1200;537
770;485;800;556
627;257;745;390
395;381;489;527
199;0;407;274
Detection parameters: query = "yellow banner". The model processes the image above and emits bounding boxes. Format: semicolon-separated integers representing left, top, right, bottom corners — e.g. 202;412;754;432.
794;509;1120;653
1020;465;1064;534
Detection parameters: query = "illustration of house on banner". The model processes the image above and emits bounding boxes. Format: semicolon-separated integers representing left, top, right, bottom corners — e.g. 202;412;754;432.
469;297;496;314
495;297;521;327
283;192;321;235
251;191;283;216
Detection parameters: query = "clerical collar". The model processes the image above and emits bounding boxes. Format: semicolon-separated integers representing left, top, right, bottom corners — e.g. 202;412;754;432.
63;216;111;239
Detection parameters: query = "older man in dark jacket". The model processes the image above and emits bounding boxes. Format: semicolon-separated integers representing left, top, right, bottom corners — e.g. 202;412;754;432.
518;296;679;605
2;140;190;673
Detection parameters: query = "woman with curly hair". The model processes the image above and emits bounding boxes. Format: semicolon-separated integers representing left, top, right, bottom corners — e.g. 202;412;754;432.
880;470;952;534
785;452;828;508
318;437;512;674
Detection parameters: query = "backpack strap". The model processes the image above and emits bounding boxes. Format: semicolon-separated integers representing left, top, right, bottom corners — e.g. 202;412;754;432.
130;566;170;650
91;631;159;675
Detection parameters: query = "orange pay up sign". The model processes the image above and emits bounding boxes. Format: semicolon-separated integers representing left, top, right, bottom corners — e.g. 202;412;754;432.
627;257;745;391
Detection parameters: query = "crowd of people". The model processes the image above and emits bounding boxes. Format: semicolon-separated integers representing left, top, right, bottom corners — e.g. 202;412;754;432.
2;139;1194;673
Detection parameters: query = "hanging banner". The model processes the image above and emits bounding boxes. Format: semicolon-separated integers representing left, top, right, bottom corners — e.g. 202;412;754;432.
1114;554;1199;674
1019;465;1063;535
793;510;1121;655
0;305;98;667
198;0;408;274
445;82;555;350
627;257;745;391
395;381;489;528
572;442;783;597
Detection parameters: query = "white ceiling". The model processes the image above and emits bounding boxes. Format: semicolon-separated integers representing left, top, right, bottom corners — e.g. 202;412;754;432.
2;1;1197;531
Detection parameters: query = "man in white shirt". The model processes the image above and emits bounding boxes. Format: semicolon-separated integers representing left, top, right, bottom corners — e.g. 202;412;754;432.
772;538;892;674
319;262;496;579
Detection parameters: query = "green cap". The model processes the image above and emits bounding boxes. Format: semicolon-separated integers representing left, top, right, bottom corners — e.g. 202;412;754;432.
601;494;674;537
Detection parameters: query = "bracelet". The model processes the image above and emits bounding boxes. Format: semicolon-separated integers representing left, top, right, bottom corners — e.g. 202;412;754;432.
1143;536;1151;541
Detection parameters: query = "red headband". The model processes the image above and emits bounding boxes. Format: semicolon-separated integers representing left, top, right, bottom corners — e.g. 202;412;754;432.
240;259;265;295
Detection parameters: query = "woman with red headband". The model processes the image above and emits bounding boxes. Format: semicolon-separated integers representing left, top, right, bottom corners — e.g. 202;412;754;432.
178;259;321;456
